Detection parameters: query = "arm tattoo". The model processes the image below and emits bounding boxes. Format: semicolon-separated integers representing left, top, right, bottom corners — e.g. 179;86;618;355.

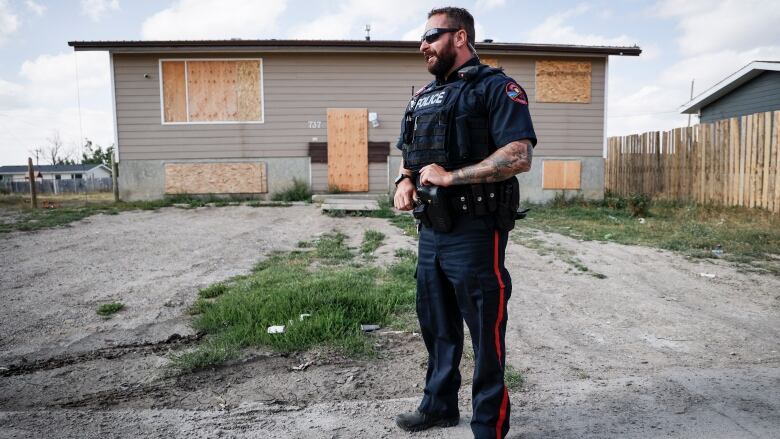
451;140;533;184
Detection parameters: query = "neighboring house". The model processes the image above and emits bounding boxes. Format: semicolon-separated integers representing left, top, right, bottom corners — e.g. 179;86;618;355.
680;60;780;123
69;39;640;201
0;164;111;182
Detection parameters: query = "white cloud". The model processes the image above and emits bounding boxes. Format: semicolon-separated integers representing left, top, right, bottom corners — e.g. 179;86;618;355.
141;0;287;40
654;0;780;56
602;1;780;138
0;78;25;110
475;0;505;10
526;4;634;46
0;52;113;165
19;52;110;104
607;45;780;137
288;0;440;40
25;0;45;16
80;0;119;23
0;0;20;43
0;106;113;166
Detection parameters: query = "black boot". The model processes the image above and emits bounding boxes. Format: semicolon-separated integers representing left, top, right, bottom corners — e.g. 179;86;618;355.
395;410;459;432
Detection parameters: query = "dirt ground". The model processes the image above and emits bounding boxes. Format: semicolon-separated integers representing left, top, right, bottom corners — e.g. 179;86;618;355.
1;204;778;438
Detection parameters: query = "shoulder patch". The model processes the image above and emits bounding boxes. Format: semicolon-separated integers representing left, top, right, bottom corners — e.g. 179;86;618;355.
414;84;430;97
505;82;528;105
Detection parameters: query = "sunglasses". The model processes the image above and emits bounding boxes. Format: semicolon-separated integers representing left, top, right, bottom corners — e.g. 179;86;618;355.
421;27;460;44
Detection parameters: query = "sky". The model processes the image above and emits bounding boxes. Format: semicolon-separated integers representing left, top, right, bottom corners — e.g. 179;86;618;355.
1;0;779;165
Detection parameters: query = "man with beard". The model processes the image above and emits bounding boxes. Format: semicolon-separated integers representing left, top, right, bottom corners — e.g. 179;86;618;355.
393;6;536;439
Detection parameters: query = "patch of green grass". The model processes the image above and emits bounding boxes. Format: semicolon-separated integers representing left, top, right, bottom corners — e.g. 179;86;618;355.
314;232;353;262
389;213;417;238
361;230;386;254
96;302;124;316
524;197;780;275
505;365;524;391
271;178;311;202
246;201;292;208
177;234;418;370
0;193;276;234
198;283;228;299
511;229;606;279
171;339;239;371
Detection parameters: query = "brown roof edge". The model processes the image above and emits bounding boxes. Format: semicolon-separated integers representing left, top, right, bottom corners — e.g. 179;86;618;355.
68;39;641;56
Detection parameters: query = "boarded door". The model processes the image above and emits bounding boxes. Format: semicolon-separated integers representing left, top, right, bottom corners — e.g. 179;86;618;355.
327;108;368;192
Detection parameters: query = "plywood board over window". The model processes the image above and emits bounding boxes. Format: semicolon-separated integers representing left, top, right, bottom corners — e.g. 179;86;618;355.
543;160;582;190
327;109;368;192
481;57;500;68
535;60;592;103
164;162;267;194
160;59;263;124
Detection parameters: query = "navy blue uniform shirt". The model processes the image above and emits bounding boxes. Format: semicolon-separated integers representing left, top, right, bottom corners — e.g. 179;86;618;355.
397;57;537;153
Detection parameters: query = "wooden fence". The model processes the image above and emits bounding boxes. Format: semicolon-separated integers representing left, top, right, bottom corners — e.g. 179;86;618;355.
1;177;113;194
606;111;780;213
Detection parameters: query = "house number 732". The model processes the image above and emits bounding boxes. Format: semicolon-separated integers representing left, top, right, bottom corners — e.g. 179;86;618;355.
308;121;322;128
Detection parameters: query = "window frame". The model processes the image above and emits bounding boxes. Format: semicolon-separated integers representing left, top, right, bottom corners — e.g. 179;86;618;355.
158;58;265;125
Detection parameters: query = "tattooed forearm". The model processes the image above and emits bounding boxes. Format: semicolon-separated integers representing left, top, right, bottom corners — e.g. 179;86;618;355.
451;140;533;184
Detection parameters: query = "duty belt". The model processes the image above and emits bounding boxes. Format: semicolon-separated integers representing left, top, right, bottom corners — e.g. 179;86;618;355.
444;183;499;217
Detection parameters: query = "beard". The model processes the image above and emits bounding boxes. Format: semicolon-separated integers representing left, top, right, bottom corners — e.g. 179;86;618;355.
427;39;457;78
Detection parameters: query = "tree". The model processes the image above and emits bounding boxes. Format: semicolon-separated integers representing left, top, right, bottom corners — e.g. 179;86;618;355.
45;132;76;166
81;139;115;166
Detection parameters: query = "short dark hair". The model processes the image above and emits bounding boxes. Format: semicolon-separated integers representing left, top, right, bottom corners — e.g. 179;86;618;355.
428;7;475;46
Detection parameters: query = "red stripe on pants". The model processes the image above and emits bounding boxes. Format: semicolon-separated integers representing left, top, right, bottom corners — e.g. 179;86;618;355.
493;231;508;439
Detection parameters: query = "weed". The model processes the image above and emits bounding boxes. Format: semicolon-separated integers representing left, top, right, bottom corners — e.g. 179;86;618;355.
525;199;780;275
314;232;353;262
198;283;228;299
271;179;311;202
361;230;386;254
96;302;124;316
394;248;417;259
171;339;239;371
628;193;651;217
389;213;417;238
178;231;417;370
505;365;524;390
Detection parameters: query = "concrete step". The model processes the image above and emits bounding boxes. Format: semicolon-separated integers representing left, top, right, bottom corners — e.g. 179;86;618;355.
312;193;387;203
321;199;380;212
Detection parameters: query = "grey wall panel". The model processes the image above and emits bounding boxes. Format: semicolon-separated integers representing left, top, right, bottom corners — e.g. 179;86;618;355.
700;71;780;123
113;53;607;162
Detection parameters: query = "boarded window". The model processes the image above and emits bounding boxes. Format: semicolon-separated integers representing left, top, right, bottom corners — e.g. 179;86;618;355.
161;59;263;123
535;60;591;103
164;162;268;194
481;57;500;68
543;160;581;190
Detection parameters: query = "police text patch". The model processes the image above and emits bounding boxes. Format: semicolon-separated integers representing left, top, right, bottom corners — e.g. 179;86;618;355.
414;90;446;110
505;82;528;105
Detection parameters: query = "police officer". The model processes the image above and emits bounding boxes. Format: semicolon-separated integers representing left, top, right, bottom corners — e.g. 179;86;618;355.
393;7;536;439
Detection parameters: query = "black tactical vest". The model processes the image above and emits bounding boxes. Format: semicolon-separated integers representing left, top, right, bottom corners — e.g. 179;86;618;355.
400;64;504;171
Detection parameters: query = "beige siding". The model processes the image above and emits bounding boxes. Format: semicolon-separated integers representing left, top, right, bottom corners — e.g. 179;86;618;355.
113;52;607;166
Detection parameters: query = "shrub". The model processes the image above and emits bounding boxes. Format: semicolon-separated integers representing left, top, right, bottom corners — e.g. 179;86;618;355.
271;178;311;202
628;193;651;217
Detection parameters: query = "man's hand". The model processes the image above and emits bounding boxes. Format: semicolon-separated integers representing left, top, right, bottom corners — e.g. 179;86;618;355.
393;178;417;211
419;163;454;187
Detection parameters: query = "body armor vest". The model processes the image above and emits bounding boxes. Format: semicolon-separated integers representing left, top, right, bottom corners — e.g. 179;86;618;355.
401;64;504;171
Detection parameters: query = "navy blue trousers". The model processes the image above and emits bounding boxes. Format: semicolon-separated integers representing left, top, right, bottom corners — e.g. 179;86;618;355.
415;215;511;439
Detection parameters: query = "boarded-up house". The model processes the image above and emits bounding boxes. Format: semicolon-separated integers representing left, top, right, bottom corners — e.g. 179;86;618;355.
68;40;640;201
680;60;780;123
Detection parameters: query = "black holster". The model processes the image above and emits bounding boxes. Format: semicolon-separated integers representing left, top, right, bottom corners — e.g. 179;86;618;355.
414;184;453;233
496;177;522;232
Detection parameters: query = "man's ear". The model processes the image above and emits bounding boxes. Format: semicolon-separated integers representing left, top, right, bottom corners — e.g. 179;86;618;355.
456;29;468;48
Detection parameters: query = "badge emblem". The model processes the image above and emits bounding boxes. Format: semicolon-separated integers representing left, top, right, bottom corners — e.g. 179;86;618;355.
505;82;528;105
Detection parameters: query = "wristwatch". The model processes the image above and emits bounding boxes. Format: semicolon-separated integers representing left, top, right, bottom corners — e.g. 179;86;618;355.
394;173;411;186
